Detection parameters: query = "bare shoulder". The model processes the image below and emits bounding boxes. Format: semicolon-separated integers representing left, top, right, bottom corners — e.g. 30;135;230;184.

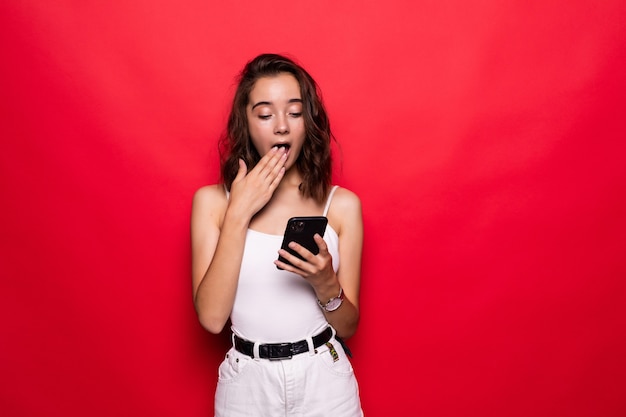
327;187;362;235
192;184;229;227
193;184;227;204
331;186;362;213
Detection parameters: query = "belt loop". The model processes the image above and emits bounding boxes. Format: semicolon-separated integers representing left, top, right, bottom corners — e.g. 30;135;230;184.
253;341;260;359
306;336;315;356
231;333;235;347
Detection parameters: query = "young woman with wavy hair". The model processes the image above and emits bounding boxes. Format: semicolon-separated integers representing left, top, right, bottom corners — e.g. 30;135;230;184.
191;53;363;416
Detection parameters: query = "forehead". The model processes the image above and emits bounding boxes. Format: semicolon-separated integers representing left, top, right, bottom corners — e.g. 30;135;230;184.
248;73;301;104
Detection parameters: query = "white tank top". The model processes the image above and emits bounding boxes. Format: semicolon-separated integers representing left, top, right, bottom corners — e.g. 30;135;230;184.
229;186;340;342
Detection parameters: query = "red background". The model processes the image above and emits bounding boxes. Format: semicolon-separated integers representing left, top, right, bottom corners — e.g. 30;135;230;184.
2;1;625;416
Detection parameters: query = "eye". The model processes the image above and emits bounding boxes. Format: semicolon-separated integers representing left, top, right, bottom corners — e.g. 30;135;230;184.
258;114;272;120
288;112;302;118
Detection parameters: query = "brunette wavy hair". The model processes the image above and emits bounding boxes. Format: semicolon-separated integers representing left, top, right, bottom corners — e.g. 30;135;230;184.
219;53;333;203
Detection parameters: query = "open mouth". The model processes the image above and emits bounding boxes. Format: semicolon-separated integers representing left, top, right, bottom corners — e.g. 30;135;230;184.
275;143;291;151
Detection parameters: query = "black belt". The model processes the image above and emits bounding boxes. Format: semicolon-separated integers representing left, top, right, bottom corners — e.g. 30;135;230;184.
233;327;333;360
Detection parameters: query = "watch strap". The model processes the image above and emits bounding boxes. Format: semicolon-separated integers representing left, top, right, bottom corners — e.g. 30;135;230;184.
317;286;344;312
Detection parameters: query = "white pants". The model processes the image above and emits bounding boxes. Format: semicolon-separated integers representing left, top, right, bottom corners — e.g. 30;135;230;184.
214;334;363;417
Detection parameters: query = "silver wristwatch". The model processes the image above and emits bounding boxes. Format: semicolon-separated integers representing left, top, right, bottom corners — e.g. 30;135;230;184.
318;287;344;312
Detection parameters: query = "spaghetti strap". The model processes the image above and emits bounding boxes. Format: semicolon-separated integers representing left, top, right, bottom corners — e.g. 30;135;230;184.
323;186;339;217
224;184;230;201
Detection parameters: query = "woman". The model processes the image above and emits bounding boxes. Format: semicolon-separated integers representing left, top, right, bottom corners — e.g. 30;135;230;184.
191;53;363;416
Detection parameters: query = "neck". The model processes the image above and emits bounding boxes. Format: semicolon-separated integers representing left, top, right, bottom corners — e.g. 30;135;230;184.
278;167;303;190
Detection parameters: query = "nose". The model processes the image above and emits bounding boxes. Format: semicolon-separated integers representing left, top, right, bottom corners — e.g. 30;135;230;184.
274;113;290;135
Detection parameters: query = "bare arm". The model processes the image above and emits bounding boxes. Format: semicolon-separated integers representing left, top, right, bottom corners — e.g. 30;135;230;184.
275;188;363;339
191;148;287;333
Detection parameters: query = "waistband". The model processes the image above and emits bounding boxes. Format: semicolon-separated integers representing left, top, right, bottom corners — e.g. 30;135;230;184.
233;327;333;360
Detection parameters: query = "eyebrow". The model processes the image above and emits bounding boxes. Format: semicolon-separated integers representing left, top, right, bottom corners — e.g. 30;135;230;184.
251;98;303;110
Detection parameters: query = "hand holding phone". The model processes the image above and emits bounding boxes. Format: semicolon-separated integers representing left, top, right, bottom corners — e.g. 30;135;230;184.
276;216;328;269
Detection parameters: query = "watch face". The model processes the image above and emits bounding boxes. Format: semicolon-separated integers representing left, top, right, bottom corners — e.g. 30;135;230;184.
325;297;342;311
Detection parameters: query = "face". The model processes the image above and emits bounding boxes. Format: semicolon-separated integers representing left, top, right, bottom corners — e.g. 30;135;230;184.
246;73;305;170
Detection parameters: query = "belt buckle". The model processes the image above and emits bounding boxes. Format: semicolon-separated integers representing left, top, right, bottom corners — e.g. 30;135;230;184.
268;342;293;360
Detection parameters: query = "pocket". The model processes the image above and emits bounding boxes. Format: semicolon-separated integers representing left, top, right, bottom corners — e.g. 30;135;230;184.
218;348;254;384
318;339;355;378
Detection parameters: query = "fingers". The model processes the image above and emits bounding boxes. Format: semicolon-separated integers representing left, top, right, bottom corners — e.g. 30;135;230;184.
289;234;328;260
313;234;328;253
269;164;286;190
229;147;288;216
233;147;285;191
255;148;286;196
275;234;329;275
255;146;288;179
274;250;310;275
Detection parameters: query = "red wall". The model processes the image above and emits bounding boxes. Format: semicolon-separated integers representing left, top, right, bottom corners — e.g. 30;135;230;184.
2;1;625;416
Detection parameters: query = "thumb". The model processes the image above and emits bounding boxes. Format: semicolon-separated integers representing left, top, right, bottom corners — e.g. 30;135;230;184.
234;158;247;181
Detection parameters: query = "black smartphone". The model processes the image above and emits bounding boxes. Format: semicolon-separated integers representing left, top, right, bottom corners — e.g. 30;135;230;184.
277;216;328;269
